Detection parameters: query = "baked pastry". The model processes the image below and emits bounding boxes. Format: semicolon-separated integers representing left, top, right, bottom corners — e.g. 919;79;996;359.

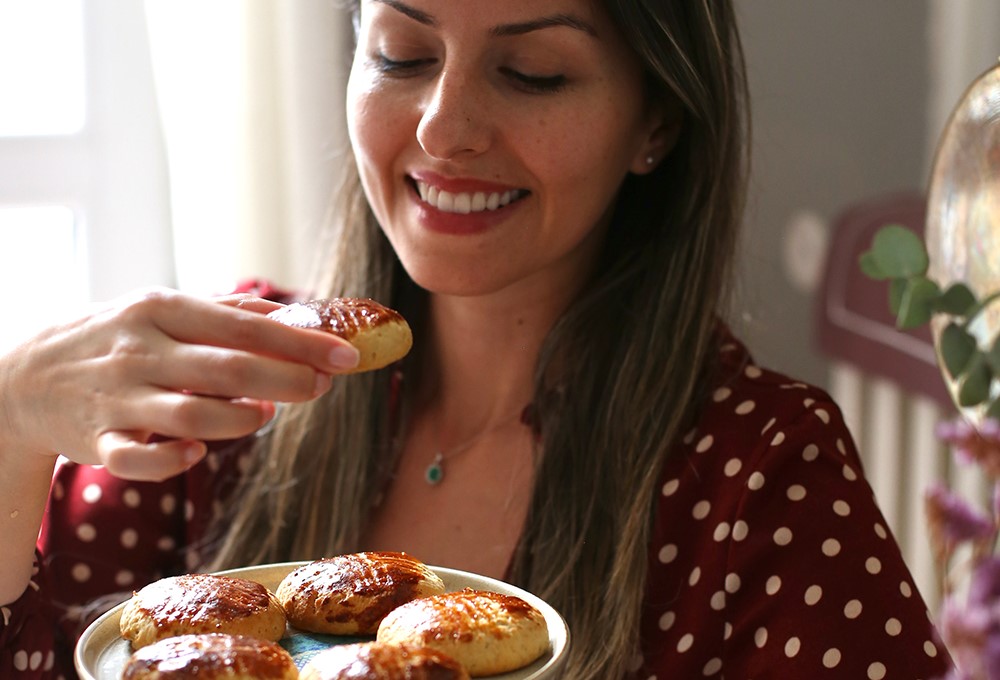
267;298;412;374
376;589;549;677
121;633;297;680
299;641;470;680
275;552;446;635
120;574;287;649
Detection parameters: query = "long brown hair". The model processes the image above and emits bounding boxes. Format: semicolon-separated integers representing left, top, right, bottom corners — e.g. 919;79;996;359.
207;2;749;677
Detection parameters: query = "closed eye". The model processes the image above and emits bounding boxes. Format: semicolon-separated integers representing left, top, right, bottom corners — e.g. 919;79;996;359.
373;53;434;74
500;67;567;94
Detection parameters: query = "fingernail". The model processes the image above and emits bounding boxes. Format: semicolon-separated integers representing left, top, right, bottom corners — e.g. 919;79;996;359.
315;372;332;396
329;344;360;371
259;400;276;425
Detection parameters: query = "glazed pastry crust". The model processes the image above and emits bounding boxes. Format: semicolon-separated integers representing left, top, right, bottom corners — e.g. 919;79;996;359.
119;574;287;649
267;298;412;374
299;641;470;680
276;552;446;636
376;588;549;677
121;633;297;680
275;552;444;635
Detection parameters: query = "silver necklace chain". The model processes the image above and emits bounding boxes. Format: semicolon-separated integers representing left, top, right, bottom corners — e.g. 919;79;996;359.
425;407;526;485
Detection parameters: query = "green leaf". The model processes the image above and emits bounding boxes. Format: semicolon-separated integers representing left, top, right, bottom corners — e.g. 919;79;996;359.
940;322;978;378
869;225;930;279
936;283;978;317
889;279;907;317
988;334;1000;375
958;352;993;407
859;251;888;280
895;277;941;329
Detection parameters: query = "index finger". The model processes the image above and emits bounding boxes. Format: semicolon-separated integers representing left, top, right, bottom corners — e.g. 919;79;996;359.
146;293;361;373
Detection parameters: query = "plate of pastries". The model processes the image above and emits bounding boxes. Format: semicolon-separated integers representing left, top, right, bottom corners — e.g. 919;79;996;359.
74;551;570;679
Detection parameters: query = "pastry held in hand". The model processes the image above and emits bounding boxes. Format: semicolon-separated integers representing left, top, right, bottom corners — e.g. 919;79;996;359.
299;641;470;680
267;298;412;373
376;588;549;677
275;551;446;635
119;574;287;649
121;633;297;680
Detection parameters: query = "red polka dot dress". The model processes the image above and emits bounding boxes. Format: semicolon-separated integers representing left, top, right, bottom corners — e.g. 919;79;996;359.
0;327;954;678
634;337;953;678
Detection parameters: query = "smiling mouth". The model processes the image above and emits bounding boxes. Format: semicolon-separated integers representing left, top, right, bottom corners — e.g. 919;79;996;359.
412;179;529;215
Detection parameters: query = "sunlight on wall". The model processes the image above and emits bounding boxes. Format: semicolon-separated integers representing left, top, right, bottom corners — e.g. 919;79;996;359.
0;0;85;137
144;0;244;295
0;206;85;348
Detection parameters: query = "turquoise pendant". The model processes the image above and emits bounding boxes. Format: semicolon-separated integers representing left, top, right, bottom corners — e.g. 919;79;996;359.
425;452;445;485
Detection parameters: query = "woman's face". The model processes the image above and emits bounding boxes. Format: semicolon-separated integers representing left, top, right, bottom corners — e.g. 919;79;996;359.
347;0;667;299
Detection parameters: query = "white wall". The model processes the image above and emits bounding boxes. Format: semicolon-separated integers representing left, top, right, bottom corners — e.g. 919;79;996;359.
735;0;999;389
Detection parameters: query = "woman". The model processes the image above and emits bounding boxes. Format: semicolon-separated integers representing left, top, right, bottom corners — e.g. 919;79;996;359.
0;1;953;678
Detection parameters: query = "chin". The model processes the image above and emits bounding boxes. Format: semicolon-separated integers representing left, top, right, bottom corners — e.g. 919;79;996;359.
401;260;519;299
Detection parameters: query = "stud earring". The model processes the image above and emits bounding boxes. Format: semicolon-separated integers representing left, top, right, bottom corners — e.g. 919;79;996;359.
646;155;656;166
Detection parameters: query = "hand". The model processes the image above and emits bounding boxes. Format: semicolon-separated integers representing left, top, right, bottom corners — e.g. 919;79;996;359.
0;288;360;481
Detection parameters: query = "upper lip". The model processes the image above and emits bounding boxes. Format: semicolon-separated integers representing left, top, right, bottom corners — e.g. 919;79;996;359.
408;170;527;195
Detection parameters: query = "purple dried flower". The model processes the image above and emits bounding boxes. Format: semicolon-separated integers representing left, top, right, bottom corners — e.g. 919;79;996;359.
984;633;1000;680
939;596;990;677
982;418;1000;439
938;418;1000;479
971;558;1000;608
925;483;996;562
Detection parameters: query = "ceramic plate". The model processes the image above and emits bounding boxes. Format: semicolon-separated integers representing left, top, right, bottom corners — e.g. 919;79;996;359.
74;561;570;679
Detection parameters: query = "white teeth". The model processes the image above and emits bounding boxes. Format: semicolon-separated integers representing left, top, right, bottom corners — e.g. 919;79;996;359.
416;181;524;214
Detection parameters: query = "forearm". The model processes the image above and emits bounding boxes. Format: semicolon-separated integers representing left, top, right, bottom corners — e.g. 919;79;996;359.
0;445;56;606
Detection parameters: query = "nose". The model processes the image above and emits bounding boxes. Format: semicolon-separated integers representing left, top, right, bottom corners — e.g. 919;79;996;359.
416;67;492;160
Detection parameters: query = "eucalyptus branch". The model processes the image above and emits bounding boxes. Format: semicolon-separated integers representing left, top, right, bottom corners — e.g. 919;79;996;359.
860;224;1000;418
961;290;1000;332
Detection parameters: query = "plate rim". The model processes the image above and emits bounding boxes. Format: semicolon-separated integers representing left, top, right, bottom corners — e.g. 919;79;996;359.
74;560;570;680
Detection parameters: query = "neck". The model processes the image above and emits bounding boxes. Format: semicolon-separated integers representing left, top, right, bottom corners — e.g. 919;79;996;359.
415;278;577;441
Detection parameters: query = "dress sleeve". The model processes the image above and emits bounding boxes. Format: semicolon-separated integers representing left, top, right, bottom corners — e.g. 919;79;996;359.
1;460;191;679
1;282;278;679
719;400;952;678
636;351;956;679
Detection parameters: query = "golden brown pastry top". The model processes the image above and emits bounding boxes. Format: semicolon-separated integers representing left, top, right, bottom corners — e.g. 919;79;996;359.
288;552;434;596
279;552;441;632
267;298;406;341
301;642;470;680
130;574;276;629
122;633;295;680
382;588;545;643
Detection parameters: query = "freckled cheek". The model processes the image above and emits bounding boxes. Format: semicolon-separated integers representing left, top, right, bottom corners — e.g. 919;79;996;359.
348;89;412;214
528;121;626;196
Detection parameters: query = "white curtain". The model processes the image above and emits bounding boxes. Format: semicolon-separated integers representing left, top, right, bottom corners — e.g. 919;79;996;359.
144;0;354;296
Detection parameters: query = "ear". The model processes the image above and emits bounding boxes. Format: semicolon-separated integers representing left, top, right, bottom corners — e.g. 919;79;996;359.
629;96;683;175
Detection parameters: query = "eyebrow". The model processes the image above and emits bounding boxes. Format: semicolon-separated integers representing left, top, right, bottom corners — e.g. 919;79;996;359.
372;0;598;38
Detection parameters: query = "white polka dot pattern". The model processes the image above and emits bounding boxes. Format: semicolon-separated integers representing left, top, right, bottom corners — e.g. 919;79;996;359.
635;336;952;678
6;439;255;678
5;331;954;679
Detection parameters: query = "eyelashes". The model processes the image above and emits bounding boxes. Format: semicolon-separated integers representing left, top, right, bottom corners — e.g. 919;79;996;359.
373;54;432;73
499;67;567;94
373;53;568;94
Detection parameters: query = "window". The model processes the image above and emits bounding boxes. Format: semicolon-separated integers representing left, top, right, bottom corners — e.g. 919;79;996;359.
0;0;173;349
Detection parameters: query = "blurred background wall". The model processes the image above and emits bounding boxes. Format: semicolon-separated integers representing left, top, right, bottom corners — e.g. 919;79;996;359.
735;0;999;386
0;0;997;611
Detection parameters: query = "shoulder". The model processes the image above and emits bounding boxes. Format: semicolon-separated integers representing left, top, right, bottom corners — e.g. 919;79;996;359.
650;331;862;567
673;329;856;486
637;330;952;677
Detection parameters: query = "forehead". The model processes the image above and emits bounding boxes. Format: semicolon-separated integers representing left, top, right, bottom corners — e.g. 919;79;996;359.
357;0;614;36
